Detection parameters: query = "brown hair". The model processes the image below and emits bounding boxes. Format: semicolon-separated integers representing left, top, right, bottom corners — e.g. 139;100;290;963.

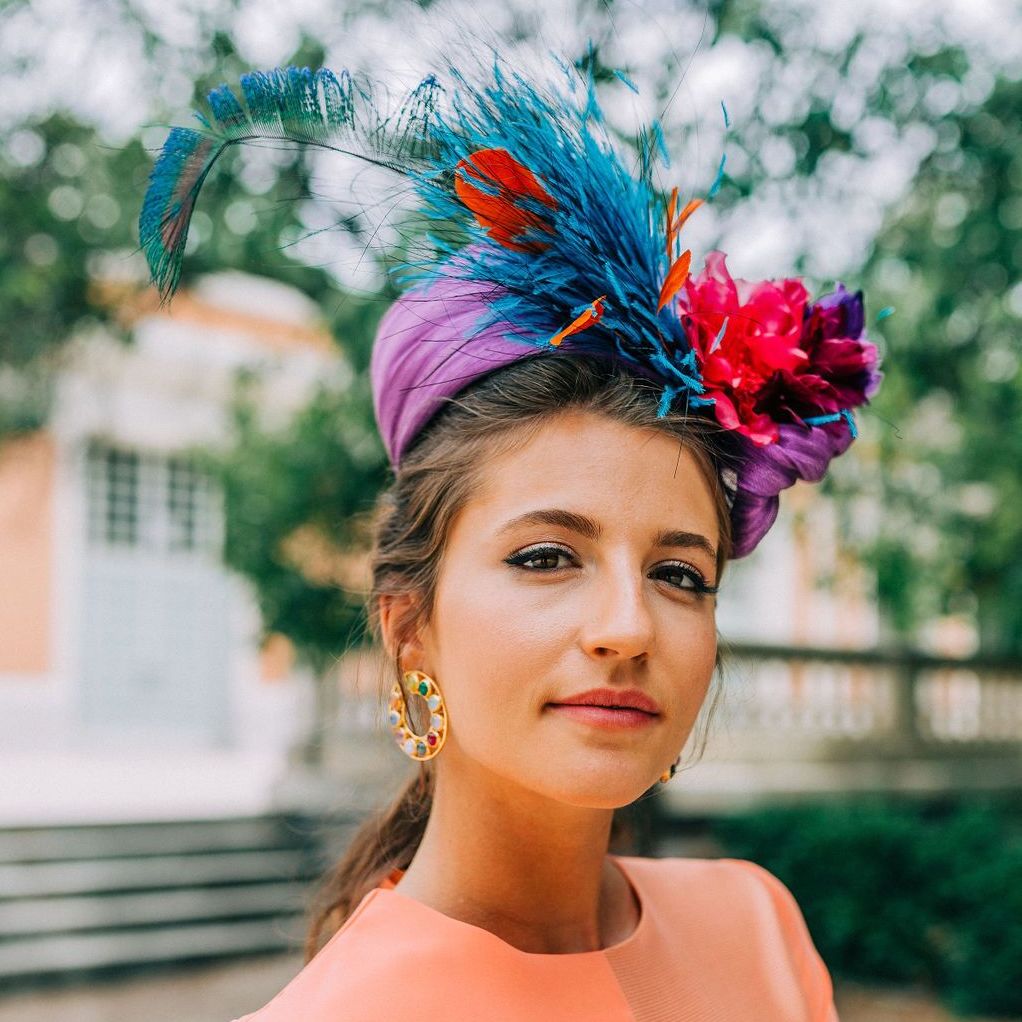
303;353;734;961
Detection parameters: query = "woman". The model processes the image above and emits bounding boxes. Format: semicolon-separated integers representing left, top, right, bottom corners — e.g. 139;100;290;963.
141;54;879;1022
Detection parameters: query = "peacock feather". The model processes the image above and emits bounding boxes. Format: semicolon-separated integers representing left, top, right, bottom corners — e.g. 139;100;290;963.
139;66;442;302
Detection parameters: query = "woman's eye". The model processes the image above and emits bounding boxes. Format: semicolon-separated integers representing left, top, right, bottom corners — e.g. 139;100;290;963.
505;545;576;571
650;562;717;594
504;549;717;592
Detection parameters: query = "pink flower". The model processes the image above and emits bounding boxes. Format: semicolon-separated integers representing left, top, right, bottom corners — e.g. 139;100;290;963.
678;252;879;446
680;252;808;444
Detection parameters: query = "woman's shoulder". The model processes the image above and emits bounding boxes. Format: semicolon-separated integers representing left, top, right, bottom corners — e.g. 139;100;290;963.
231;868;584;1022
620;854;836;1021
621;852;803;904
627;851;795;885
230;887;462;1022
622;853;821;948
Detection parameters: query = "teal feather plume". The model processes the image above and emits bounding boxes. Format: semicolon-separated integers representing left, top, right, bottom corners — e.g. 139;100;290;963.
139;66;441;302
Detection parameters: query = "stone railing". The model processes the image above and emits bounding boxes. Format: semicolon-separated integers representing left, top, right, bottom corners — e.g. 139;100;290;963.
664;643;1022;813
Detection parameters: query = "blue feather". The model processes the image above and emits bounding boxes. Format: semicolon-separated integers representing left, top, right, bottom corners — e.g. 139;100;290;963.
613;69;639;94
707;153;727;198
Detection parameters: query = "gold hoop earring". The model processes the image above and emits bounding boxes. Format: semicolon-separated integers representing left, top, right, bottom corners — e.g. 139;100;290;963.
388;670;448;761
659;754;681;784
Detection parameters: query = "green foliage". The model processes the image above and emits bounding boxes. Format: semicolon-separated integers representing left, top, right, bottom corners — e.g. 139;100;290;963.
0;114;139;369
943;842;1022;1018
196;364;388;672
0;362;55;437
709;796;1022;1017
0;28;395;667
713;798;941;983
0;113;150;441
0;31;367;390
864;76;1022;654
700;16;1022;653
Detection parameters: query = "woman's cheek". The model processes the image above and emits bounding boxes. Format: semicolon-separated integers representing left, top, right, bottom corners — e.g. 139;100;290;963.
429;569;556;701
662;609;717;706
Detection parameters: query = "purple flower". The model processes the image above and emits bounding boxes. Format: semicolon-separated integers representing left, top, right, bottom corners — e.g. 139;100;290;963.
808;283;866;340
801;284;882;402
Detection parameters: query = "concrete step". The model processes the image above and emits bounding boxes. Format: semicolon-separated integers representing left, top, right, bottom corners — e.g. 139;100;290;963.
0;881;306;937
0;817;302;864
0;849;311;899
0;814;336;992
0;918;306;983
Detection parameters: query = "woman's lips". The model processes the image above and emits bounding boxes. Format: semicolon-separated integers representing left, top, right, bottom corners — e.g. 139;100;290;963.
546;704;659;729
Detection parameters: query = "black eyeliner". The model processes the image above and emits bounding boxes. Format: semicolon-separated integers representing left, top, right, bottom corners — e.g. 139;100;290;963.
506;547;717;594
649;561;719;595
504;543;576;568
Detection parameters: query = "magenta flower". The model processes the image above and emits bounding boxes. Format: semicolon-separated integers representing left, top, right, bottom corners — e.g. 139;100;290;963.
679;253;881;446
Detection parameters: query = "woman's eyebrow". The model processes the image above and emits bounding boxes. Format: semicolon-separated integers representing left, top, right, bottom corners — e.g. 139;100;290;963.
497;510;718;560
654;530;718;561
497;508;601;540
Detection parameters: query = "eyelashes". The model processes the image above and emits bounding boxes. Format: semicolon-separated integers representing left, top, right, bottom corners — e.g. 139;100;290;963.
504;544;574;572
504;543;719;595
652;562;719;595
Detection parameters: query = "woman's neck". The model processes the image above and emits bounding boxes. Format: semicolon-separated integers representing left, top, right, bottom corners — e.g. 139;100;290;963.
392;766;639;954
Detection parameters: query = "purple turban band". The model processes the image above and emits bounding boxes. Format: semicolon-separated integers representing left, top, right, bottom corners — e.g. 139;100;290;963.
371;279;865;560
371;276;538;465
728;422;854;558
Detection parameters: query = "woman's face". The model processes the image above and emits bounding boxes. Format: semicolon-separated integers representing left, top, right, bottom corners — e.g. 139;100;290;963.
412;409;721;809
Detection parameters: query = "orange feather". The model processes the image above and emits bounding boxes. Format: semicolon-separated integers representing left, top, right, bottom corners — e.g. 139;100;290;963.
657;250;692;312
664;192;703;260
455;148;556;252
549;295;607;347
675;198;703;233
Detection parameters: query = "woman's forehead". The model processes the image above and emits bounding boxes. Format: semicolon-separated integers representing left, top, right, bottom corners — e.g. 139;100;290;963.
462;411;721;542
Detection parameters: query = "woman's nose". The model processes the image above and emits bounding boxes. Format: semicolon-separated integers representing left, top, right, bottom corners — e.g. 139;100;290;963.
579;565;654;660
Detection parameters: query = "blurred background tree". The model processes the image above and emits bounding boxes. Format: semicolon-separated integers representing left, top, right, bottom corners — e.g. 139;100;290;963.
863;73;1022;656
2;0;1021;660
0;19;393;671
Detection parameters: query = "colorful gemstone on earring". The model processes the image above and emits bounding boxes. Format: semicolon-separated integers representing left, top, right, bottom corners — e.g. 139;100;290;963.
392;672;446;762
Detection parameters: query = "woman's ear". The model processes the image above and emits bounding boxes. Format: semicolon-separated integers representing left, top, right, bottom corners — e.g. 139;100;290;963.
378;592;425;669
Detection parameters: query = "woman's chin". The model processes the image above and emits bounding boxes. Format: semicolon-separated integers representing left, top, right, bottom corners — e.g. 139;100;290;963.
545;772;662;810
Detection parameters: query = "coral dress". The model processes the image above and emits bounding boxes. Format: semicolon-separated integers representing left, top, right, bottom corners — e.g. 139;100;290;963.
234;855;838;1022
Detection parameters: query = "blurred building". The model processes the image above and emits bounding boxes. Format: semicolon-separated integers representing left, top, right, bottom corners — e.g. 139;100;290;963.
718;487;880;650
0;271;340;826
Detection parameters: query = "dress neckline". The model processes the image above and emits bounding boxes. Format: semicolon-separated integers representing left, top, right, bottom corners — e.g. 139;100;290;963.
374;853;649;959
